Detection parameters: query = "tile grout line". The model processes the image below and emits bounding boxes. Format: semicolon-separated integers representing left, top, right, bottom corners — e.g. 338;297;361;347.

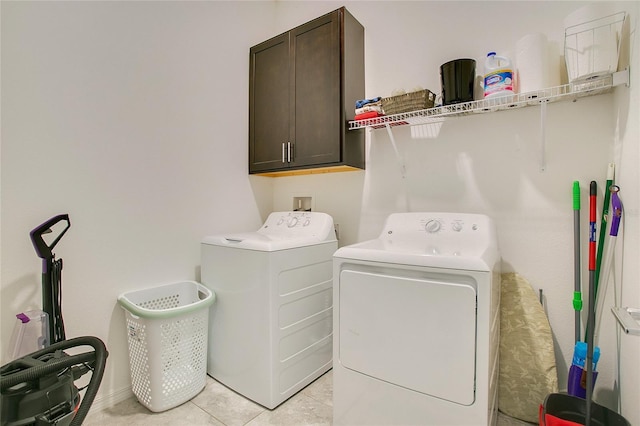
188;399;234;425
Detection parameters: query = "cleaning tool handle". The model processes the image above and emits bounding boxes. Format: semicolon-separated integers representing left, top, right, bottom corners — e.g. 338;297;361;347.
610;187;622;237
573;291;583;311
30;214;71;260
586;182;597;424
594;186;622;346
572;180;582;344
595;163;614;301
589;181;597;271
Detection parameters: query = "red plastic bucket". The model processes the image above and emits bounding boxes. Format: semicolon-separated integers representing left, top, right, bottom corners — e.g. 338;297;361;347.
539;394;630;426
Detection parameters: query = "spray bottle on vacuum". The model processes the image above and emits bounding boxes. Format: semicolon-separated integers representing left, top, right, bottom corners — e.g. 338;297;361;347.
484;52;514;98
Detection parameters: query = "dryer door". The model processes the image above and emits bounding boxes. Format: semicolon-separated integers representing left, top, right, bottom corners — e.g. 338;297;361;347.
338;269;477;405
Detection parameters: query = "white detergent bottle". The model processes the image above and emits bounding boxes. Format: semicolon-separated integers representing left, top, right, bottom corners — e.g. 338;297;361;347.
484;52;514;98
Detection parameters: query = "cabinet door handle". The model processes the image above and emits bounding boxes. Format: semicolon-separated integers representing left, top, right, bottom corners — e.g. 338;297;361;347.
282;143;286;163
287;142;292;162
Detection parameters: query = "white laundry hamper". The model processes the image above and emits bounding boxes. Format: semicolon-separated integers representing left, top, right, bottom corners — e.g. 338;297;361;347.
117;281;215;412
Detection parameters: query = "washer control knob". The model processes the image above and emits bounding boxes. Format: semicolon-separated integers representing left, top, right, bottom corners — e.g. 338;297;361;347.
277;218;285;226
287;217;299;228
451;221;463;232
303;219;311;227
425;219;441;233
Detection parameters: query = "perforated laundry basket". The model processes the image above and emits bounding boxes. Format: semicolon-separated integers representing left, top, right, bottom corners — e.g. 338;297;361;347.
117;281;215;412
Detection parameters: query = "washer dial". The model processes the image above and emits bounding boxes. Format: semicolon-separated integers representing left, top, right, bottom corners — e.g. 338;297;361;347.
425;219;441;233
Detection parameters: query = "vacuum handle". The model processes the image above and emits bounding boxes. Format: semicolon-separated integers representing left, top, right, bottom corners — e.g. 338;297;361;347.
30;214;71;260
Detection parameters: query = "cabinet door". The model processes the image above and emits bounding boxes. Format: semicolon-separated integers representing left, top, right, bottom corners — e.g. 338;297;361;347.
249;33;290;173
289;11;341;168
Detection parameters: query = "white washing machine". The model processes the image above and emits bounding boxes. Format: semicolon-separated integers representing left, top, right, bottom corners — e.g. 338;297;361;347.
201;211;337;409
333;212;501;425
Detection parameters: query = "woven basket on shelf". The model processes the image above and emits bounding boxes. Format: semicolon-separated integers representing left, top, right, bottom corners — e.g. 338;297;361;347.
381;89;436;115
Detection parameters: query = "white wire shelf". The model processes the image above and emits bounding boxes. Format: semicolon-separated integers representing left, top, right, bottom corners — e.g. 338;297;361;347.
348;69;629;130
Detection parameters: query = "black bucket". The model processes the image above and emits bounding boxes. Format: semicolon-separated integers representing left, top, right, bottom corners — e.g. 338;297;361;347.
440;58;476;105
539;393;630;426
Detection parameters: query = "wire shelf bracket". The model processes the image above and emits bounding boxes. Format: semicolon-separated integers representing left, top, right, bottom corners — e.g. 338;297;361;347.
612;307;640;335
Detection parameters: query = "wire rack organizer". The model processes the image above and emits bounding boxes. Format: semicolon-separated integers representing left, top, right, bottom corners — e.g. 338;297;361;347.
349;69;629;175
348;69;629;130
565;11;627;83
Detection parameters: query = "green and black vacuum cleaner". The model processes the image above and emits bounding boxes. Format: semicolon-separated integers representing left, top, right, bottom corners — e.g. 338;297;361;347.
1;215;108;426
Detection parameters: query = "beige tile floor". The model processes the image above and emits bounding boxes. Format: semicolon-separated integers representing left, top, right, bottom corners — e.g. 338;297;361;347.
85;370;534;425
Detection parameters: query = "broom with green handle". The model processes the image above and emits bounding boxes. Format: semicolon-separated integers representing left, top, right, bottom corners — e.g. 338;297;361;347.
572;181;582;344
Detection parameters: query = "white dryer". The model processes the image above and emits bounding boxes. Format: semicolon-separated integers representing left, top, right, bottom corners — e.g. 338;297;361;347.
201;211;337;409
333;212;500;425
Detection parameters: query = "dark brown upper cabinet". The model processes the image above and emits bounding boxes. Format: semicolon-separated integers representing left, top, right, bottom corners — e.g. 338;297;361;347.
249;7;365;176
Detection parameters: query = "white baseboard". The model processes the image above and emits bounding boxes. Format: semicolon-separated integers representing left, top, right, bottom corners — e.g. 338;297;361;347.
86;386;134;415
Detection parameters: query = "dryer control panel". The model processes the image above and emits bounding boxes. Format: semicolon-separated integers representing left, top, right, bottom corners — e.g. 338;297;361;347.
420;216;478;235
378;212;498;258
382;212;491;236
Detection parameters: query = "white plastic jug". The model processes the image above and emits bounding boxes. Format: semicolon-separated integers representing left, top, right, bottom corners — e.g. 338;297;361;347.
484;52;514;98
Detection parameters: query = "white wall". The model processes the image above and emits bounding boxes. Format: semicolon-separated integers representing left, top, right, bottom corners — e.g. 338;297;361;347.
2;1;638;423
613;1;640;420
271;1;640;423
1;0;276;407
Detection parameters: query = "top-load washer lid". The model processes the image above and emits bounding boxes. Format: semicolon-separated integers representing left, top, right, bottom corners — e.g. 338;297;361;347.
202;211;336;251
334;212;499;271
